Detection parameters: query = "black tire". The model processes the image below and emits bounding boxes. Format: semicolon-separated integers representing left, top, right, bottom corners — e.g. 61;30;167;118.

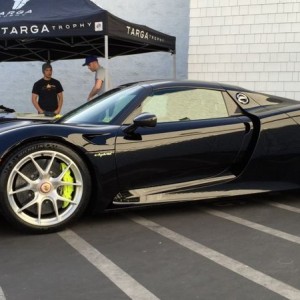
0;141;91;233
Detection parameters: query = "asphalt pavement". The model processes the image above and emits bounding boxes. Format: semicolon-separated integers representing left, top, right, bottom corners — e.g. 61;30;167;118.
1;191;300;300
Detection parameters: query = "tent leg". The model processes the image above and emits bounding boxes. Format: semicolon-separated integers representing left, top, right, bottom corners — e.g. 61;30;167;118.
105;35;109;91
173;54;177;79
47;50;51;63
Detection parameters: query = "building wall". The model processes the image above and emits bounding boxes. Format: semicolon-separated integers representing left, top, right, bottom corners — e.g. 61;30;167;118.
189;0;300;99
0;0;189;113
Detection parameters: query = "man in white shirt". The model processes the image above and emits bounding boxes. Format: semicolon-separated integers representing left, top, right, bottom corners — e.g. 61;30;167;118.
83;56;106;101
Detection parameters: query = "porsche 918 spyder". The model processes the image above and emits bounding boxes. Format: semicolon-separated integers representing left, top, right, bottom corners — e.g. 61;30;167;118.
0;80;299;233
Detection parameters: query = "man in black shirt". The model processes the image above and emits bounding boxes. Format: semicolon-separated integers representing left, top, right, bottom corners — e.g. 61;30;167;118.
32;63;64;115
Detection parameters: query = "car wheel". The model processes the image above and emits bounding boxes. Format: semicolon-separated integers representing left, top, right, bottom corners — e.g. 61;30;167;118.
0;142;91;233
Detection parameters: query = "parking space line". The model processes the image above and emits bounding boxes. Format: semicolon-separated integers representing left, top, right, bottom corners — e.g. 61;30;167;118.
58;229;159;300
0;287;6;300
268;201;300;214
206;209;300;245
128;214;300;300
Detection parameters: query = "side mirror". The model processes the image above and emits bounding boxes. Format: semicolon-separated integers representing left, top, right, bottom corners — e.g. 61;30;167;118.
133;113;157;128
123;113;157;134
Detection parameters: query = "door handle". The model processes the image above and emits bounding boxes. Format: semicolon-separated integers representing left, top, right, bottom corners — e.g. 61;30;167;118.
244;122;251;133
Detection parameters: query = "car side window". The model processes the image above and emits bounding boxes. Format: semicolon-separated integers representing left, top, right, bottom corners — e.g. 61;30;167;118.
141;88;229;123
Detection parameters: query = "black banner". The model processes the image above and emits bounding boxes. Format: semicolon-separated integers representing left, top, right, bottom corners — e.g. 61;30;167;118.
0;0;176;61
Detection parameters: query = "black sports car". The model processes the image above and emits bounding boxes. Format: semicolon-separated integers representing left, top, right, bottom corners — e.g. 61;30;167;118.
0;80;300;233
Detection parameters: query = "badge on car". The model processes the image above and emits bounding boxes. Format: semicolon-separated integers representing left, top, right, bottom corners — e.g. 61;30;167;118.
236;93;249;105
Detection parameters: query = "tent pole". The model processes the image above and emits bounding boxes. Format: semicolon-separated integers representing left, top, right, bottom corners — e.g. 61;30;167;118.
173;54;177;79
105;35;109;91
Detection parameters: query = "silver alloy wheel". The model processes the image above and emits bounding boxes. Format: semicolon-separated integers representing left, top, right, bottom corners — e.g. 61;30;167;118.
6;150;83;227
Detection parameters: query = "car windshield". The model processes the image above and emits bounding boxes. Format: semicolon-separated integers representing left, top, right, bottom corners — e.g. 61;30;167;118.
59;85;142;125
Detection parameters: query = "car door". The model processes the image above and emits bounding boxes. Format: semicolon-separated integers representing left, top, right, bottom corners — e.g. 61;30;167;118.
115;87;253;192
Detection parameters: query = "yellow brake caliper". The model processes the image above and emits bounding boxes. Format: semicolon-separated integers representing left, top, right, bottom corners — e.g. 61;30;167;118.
60;163;74;208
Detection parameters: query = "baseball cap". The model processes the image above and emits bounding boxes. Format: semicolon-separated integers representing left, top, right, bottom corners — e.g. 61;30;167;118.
82;56;98;66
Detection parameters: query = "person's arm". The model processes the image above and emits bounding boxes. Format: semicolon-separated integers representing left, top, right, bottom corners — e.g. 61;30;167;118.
32;93;44;114
55;92;63;114
87;79;103;101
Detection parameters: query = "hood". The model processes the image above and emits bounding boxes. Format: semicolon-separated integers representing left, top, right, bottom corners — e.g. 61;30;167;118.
0;119;45;133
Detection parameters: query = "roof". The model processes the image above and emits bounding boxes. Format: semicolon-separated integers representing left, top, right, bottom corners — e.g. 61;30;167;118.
0;0;176;62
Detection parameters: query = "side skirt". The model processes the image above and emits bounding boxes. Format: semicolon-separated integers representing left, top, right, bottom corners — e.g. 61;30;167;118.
113;174;236;204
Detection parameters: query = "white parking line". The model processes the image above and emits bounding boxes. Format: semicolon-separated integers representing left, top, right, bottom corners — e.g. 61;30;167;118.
128;214;300;300
58;229;159;300
268;201;300;214
206;209;300;245
0;287;6;300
